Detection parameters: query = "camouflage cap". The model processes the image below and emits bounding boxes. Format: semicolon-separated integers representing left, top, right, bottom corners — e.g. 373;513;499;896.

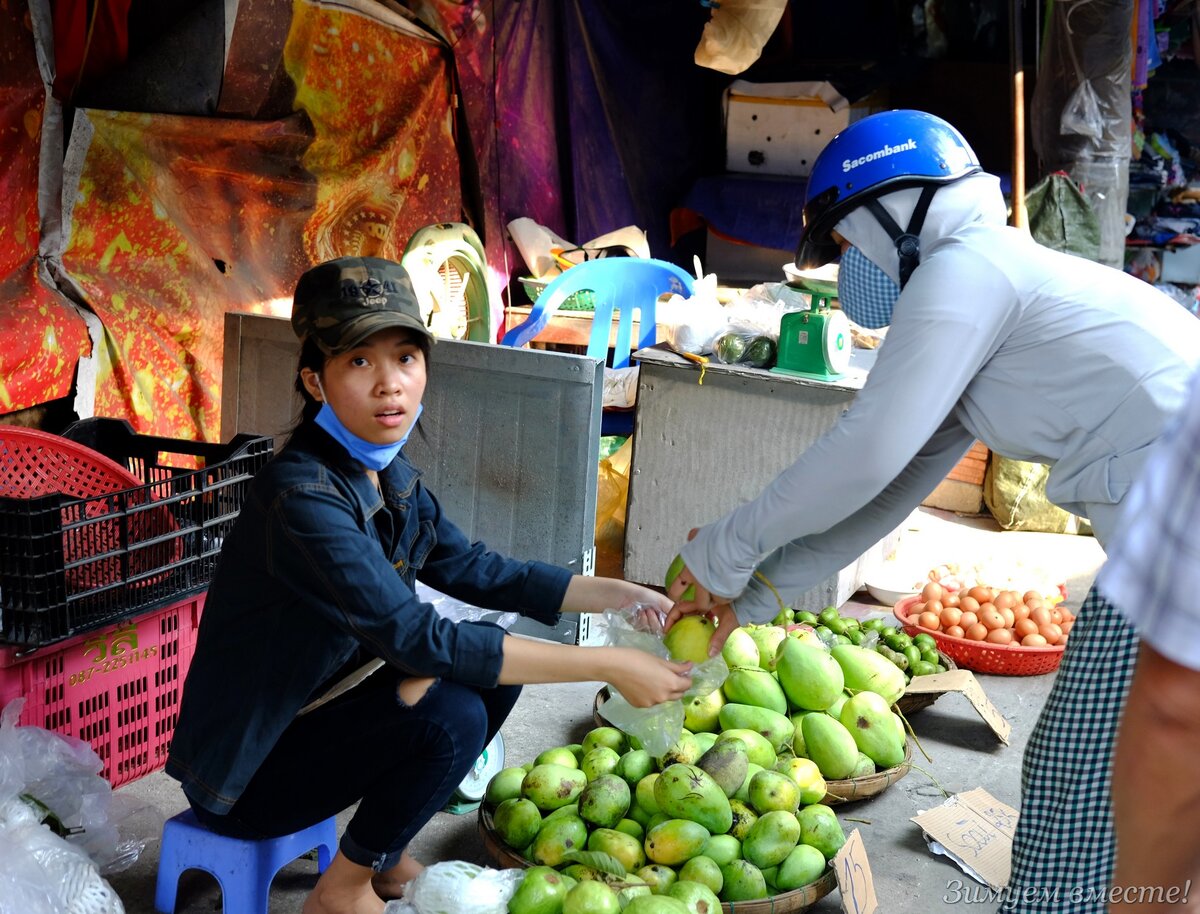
291;256;433;354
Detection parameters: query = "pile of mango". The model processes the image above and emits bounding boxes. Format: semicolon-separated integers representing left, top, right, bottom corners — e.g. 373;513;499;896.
487;617;911;914
768;605;950;680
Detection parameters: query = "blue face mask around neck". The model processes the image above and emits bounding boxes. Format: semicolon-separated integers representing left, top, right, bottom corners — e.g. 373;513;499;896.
313;380;423;471
838;244;901;329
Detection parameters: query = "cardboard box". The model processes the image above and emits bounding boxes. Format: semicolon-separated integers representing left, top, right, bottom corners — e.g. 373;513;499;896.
922;442;989;514
724;80;883;177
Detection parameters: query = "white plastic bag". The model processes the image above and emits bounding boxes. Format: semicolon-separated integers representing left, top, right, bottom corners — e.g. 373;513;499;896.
382;861;524;914
659;266;728;356
694;0;789;75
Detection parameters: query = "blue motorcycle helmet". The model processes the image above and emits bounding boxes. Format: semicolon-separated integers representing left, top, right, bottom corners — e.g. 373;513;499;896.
795;110;982;287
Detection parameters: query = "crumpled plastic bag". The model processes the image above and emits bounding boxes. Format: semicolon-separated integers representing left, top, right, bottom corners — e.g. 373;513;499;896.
0;699;161;878
0;819;125;914
382;861;524;914
507;218;650;280
695;0;789;75
597;604;729;758
1060;78;1104;140
659;267;727;356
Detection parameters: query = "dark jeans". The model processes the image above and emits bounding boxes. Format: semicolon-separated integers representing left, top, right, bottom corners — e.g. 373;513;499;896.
190;670;521;872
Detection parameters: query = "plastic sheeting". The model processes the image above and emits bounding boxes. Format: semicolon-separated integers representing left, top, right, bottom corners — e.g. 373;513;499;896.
1031;0;1134;268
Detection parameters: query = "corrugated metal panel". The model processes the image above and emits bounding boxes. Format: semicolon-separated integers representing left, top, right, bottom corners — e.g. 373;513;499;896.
625;346;897;612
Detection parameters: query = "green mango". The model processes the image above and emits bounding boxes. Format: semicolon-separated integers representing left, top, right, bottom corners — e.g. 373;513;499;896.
507;865;574;914
484;766;526;806
616;818;645;841
522;763;588;811
692;732;719;755
657;732;703;769
716;729;776;769
701;833;742;866
578;773;632;829
742;809;802;870
801;714;859;780
826;692;850;721
623;895;690;914
645;818;711;866
666;879;723;914
635;774;661;815
583;726;628;756
746;625;787;671
775;843;828;890
850;753;877;778
677;855;724;895
682;689;725;734
654;764;733;835
696;737;749;798
563;879;621;914
492;797;542;850
615;749;655;787
582;746;622;782
747;769;800;815
721;668;788;714
530;813;588;866
797;803;847;860
535;746;579;769
588;827;646;872
615;875;653;908
717;704;794;753
721;627;761;669
839;691;906;769
830;644;907;705
719;859;768;902
560;863;604;882
775;641;845;711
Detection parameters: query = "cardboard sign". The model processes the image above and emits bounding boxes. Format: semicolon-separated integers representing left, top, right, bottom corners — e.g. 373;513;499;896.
833;828;878;914
911;788;1019;890
902;669;1011;743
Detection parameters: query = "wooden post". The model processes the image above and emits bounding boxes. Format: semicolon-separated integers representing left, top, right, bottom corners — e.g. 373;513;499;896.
1010;0;1028;228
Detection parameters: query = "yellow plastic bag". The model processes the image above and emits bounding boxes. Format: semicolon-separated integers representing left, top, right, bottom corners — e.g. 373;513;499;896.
595;436;633;553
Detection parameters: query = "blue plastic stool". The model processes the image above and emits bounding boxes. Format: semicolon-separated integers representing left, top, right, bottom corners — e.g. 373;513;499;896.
154;809;338;914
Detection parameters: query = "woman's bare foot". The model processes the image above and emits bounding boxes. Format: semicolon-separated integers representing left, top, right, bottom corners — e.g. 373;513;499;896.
371;849;425;900
302;852;385;914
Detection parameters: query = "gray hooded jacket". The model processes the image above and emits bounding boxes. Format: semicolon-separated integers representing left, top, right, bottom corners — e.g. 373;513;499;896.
681;172;1200;623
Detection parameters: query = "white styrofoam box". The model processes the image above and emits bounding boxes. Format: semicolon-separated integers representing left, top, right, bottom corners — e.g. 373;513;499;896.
1162;243;1200;284
724;80;883;177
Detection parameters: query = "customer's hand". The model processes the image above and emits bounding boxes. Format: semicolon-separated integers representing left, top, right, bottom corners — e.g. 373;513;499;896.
665;600;743;657
604;647;693;707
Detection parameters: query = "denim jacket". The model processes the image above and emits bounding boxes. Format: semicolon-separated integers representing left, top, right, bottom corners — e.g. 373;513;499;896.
166;422;571;814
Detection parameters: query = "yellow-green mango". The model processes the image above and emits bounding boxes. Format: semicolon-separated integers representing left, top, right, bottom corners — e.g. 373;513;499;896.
742;809;801;869
839;690;906;769
722;668;788;715
579;773;631;829
747;769;800;815
582;746;622;782
530;813;588;866
492;797;542;850
535;745;580;769
797;803;847;860
484;766;526;806
776;843;827;890
635;774;661;815
801;713;859;780
727;798;758;841
522;763;588;811
719;859;768;901
654;764;733;835
657;732;703;769
746;626;788;671
696;737;749;798
693;732;719;755
636;864;679;895
830;644;906;705
717;704;794;753
851;753;877;778
589;826;646;872
775;641;845;711
775;757;827;806
645;818;711;866
716;729;776;769
561;863;604;882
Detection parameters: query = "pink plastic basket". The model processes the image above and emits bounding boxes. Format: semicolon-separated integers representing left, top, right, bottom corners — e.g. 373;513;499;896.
0;591;205;788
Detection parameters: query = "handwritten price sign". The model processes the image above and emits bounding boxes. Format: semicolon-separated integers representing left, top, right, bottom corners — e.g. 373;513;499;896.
834;828;878;914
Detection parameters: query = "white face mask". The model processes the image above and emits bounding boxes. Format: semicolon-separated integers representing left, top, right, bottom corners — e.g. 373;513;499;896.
838;245;901;329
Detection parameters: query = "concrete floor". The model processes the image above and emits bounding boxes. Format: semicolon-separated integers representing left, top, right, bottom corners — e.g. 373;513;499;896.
105;507;1106;914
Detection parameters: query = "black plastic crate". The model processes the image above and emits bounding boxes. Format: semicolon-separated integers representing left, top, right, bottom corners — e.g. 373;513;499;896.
0;419;272;648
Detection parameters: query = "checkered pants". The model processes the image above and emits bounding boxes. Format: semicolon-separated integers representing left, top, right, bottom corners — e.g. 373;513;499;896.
999;585;1138;913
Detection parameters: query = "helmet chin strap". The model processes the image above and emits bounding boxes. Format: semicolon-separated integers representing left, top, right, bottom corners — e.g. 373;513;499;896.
864;185;939;289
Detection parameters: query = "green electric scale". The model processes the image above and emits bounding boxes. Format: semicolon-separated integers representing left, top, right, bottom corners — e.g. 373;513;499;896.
770;280;851;381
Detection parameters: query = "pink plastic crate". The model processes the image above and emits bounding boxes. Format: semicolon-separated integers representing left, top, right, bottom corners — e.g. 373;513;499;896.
0;592;205;788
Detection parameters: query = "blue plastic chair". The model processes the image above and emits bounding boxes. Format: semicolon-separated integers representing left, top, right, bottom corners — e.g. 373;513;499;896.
501;258;695;370
155;809;337;914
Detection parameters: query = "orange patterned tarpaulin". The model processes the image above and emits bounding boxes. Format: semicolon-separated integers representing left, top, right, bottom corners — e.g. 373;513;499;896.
0;4;91;415
56;0;464;442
